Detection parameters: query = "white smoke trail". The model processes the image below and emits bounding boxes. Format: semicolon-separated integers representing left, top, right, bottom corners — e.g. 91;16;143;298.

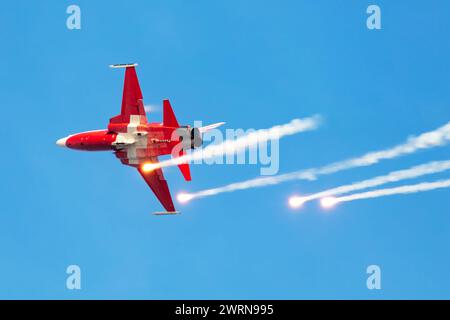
331;178;450;204
144;104;161;113
143;115;322;172
289;160;450;207
178;121;450;202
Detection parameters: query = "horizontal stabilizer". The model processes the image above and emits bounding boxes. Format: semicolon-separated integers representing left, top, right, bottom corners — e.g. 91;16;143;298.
176;149;192;181
178;163;192;181
163;99;180;127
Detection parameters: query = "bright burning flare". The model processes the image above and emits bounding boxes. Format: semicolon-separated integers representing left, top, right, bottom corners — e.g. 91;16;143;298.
142;163;158;172
288;196;306;209
177;193;194;203
320;197;339;209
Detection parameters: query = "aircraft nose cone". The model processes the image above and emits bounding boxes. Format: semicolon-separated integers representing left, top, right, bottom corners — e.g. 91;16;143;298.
56;137;68;147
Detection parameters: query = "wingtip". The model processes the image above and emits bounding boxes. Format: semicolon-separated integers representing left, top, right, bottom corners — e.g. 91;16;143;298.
153;211;181;215
109;63;138;69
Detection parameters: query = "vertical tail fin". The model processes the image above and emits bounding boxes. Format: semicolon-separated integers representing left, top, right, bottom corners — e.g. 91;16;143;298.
163;99;180;127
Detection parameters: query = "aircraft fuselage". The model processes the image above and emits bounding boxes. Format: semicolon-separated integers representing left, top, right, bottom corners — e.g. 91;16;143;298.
57;123;184;153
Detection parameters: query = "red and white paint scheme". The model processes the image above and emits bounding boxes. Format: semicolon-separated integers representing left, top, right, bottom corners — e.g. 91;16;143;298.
56;64;224;214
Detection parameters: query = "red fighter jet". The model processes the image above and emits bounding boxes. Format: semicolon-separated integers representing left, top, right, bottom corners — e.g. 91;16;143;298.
56;64;224;214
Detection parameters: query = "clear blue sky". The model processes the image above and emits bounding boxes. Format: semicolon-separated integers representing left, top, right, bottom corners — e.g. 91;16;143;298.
1;0;450;299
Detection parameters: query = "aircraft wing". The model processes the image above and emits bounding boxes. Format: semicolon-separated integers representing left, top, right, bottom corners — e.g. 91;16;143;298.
137;158;176;213
109;64;147;124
